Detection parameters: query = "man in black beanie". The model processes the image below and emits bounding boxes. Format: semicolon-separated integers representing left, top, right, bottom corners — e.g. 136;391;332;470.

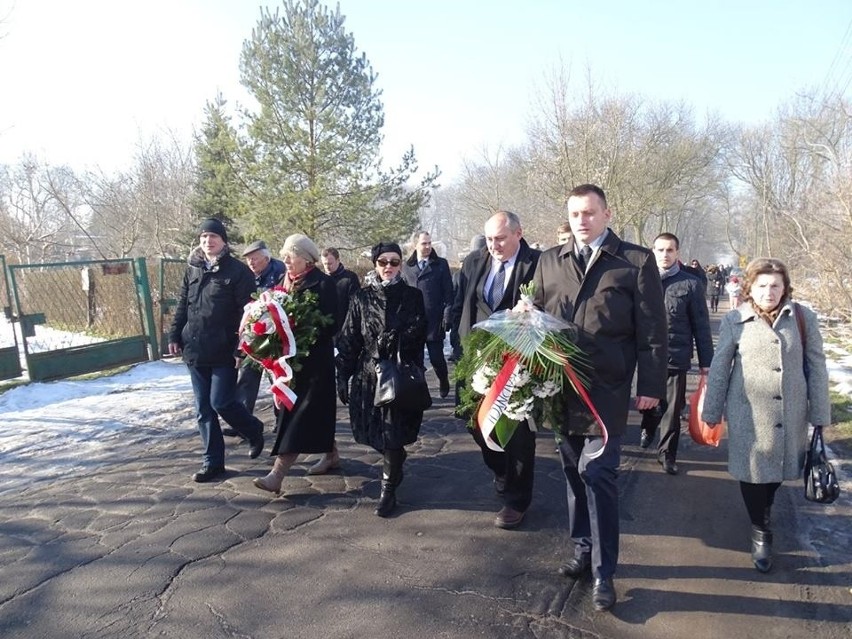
168;218;266;482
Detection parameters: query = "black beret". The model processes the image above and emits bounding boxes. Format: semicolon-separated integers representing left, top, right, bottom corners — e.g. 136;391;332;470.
371;242;402;263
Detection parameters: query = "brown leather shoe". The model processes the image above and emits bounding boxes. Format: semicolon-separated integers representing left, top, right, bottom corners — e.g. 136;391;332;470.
494;506;525;529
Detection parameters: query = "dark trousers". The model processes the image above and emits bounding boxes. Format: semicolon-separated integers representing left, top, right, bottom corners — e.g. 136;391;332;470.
235;365;263;415
709;293;720;312
471;420;536;512
558;434;622;581
640;370;686;460
426;339;448;381
739;481;781;530
187;365;263;468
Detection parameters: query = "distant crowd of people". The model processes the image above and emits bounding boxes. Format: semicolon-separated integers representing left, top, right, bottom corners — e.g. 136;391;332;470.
167;186;831;614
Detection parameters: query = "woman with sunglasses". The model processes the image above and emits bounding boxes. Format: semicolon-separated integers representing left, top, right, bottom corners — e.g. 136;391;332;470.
335;242;427;516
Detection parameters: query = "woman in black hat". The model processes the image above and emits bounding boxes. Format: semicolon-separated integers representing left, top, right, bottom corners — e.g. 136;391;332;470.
335;242;428;516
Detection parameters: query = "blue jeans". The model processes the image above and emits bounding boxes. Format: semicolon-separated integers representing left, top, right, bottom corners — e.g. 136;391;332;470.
187;365;263;467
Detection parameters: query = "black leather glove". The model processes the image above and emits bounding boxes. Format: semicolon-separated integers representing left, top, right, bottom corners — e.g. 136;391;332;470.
377;330;397;358
336;377;349;405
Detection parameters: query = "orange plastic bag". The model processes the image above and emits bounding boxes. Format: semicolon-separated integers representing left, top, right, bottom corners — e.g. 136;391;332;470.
689;376;725;447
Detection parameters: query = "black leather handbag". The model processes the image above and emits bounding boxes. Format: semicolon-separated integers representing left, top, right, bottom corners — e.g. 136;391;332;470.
373;351;432;412
374;358;401;407
804;426;840;504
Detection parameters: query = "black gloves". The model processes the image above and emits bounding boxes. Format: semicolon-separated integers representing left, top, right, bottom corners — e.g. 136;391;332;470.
336;377;349;405
376;330;397;358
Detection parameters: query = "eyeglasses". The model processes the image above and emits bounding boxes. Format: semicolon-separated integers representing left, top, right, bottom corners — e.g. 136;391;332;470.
376;258;401;267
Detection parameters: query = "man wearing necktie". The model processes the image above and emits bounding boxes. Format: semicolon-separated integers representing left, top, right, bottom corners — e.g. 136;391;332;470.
530;184;667;612
401;231;454;398
452;211;541;530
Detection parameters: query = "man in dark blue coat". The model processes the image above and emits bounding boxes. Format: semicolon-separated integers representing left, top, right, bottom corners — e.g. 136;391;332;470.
168;219;265;482
640;233;714;474
402;231;454;398
530;185;667;612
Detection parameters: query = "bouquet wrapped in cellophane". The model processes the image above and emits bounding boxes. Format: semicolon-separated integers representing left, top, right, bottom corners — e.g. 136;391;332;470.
455;283;607;457
237;287;332;411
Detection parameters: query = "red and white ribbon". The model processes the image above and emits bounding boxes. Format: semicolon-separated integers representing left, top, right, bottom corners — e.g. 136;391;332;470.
238;290;299;411
476;354;521;452
562;361;608;459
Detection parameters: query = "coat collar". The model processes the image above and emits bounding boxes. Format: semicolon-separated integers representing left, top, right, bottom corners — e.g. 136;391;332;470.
733;300;795;324
406;251;439;267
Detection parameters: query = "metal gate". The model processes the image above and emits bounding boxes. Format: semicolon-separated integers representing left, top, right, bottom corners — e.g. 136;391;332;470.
8;258;158;382
0;255;23;380
147;258;185;355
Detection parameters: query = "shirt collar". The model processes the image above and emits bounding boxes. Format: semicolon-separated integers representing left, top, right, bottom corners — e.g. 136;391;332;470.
576;229;608;255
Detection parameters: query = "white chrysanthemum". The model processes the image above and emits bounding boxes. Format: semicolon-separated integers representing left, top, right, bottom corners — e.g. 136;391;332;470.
532;379;561;398
471;366;493;395
504;396;535;421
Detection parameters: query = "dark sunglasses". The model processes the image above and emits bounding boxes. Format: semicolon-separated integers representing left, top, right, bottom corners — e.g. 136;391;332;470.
376;258;401;267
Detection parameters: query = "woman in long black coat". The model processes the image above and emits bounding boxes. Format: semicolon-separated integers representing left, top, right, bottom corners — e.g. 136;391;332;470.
336;242;427;516
253;233;338;494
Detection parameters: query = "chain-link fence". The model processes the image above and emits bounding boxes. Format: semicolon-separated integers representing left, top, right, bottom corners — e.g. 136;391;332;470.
8;259;153;381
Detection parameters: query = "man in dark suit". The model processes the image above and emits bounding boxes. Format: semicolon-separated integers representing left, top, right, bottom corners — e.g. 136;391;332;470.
530;184;667;612
401;231;454;398
452;211;540;530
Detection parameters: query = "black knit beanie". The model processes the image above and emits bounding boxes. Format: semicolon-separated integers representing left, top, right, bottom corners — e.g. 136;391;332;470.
371;242;403;263
198;218;228;243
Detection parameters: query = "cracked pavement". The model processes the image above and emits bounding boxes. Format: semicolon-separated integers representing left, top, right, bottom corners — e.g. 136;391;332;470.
1;383;850;639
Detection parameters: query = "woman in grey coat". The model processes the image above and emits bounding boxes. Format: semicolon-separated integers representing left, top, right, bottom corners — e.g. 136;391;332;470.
702;258;831;573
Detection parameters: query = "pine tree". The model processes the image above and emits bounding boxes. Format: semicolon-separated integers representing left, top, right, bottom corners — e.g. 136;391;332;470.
191;93;245;243
232;0;437;247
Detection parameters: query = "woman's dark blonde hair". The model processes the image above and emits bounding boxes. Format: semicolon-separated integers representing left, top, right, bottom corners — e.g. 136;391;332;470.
741;258;793;306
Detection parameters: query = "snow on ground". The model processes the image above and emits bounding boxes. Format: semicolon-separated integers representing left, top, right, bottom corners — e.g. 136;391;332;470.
0;359;196;496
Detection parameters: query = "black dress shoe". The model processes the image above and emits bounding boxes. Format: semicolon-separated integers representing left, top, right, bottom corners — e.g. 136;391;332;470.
558;553;591;577
592;577;616;611
659;455;678;475
639;430;651;449
248;432;265;459
192;465;226;483
439;377;450;399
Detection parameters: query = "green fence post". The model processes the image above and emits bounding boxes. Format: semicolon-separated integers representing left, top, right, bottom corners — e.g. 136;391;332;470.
134;257;160;361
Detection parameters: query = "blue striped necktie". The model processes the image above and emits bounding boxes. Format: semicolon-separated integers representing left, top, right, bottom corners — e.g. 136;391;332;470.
488;261;506;309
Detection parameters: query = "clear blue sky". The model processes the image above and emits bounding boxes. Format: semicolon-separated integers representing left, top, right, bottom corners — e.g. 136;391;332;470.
1;0;850;181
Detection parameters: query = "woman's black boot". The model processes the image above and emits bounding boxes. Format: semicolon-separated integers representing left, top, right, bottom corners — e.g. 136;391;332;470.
751;526;773;573
375;449;405;517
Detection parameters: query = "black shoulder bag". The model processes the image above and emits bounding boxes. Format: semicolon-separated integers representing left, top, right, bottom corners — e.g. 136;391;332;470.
803;426;840;504
373;347;432;412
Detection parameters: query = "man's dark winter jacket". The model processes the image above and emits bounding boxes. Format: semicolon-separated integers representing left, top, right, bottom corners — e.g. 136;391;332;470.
329;263;362;330
401;250;454;342
661;269;714;371
168;249;255;367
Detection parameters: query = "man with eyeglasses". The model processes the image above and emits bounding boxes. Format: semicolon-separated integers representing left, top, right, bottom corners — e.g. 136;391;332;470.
402;231;454;399
452;211;540;530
